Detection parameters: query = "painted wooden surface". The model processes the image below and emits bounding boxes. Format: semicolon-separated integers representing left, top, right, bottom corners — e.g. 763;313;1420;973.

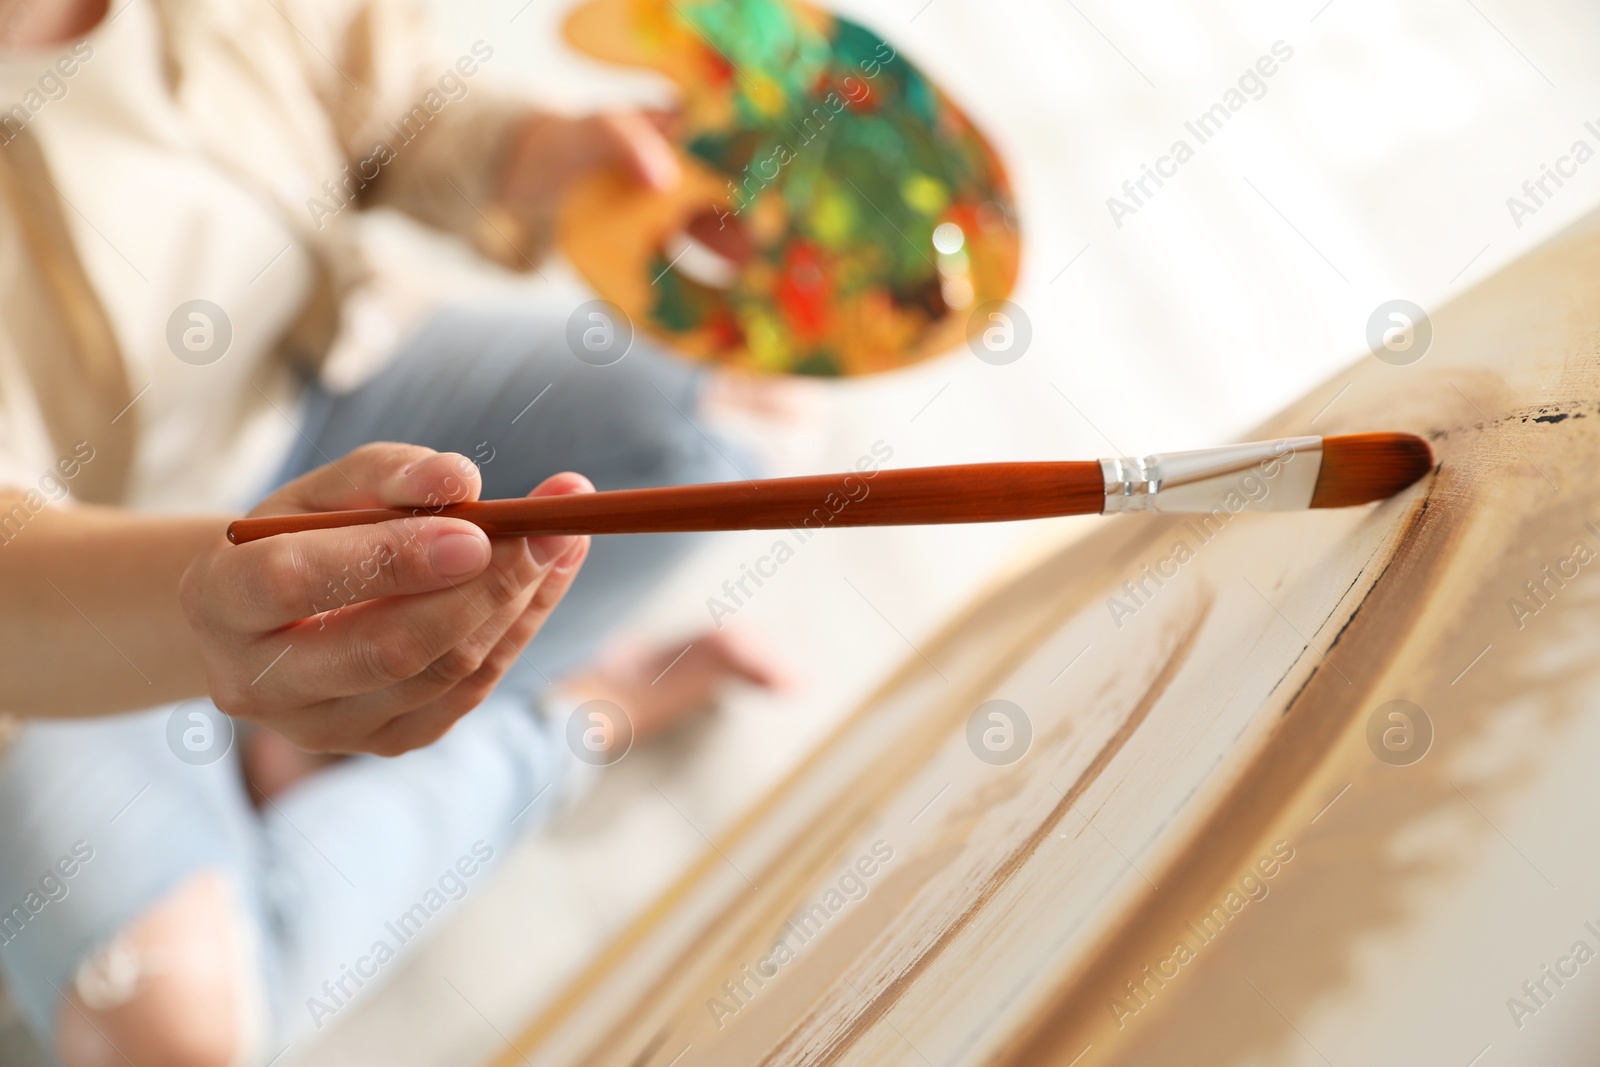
490;214;1600;1067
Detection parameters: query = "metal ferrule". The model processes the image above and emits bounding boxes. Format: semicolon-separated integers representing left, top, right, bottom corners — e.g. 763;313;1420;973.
1100;436;1323;515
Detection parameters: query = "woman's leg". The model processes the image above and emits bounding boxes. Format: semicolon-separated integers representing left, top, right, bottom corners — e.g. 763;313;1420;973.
0;709;266;1067
0;307;750;1063
0;694;581;1064
55;871;257;1067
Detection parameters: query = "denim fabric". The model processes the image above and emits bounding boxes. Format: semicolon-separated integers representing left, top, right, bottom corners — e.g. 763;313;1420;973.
0;307;738;1055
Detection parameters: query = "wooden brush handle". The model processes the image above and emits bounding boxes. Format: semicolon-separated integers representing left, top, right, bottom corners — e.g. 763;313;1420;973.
226;462;1106;544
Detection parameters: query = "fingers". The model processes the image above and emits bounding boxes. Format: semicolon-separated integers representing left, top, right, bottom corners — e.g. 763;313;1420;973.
287;533;545;701
595;111;681;191
522;471;595;567
303;533;592;754
291;586;533;751
261;443;482;514
227;475;593;706
354;601;548;755
197;463;596;756
214;448;548;631
639;107;680;136
210;515;493;631
288;475;594;699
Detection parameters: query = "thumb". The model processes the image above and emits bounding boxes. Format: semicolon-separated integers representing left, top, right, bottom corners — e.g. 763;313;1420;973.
596;110;681;191
256;443;483;516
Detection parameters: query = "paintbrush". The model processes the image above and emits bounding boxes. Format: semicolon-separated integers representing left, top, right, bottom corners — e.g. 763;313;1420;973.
226;433;1433;545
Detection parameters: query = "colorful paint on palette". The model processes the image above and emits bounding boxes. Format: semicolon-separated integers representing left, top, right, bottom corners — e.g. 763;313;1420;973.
559;0;1022;377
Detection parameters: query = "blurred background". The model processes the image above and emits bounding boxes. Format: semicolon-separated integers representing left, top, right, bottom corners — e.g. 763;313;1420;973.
12;0;1599;1063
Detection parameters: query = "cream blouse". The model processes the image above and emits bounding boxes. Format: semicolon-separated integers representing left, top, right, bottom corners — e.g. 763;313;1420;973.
0;0;314;511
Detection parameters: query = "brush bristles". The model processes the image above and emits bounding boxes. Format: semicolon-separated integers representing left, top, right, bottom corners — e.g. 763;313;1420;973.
1310;432;1434;508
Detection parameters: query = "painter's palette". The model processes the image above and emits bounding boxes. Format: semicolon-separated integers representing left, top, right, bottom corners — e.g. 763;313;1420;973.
559;0;1022;376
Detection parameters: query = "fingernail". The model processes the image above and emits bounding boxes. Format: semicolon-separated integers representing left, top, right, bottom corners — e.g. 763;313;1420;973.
396;453;478;508
551;536;588;574
637;138;679;190
651;152;681;190
431;532;490;578
527;533;576;569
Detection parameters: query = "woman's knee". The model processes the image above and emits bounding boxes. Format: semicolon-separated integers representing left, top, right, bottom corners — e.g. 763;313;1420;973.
561;366;747;490
56;870;262;1067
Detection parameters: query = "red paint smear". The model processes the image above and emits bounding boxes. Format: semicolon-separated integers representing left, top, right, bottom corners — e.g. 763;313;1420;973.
705;307;744;351
836;77;877;112
700;48;735;88
775;241;833;341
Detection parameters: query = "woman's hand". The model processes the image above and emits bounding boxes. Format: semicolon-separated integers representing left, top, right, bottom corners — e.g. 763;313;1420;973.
179;443;592;756
496;109;681;219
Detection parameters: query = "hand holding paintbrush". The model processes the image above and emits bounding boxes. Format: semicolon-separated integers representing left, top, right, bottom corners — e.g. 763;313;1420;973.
227;433;1433;544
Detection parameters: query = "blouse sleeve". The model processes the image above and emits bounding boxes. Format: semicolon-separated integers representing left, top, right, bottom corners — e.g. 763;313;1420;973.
271;0;545;269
